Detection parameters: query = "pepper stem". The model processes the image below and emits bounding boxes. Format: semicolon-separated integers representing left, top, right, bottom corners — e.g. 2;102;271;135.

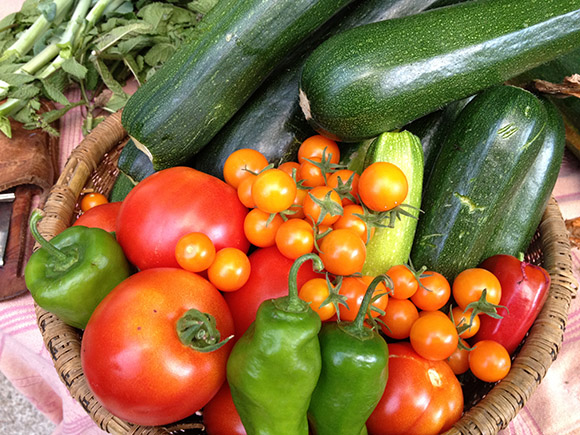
177;309;233;353
29;209;74;265
342;275;390;340
275;253;324;313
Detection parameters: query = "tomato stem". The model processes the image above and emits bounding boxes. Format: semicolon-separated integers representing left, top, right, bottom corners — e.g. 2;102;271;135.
177;309;232;353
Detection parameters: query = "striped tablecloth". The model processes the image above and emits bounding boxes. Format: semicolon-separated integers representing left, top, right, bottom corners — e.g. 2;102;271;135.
1;3;579;434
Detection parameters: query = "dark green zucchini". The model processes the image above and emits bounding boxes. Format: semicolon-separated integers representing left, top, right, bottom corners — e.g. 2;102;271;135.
511;47;580;161
109;171;138;202
299;0;580;142
122;0;355;170
192;0;454;180
404;96;473;193
116;139;156;182
410;85;548;280
482;97;566;259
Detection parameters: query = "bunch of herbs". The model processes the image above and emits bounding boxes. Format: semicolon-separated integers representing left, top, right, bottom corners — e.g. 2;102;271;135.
0;0;217;137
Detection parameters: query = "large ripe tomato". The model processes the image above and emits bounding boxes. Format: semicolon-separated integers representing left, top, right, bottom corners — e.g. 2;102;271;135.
367;342;463;435
81;268;234;426
73;201;122;233
203;381;246;435
116;167;249;270
223;246;320;337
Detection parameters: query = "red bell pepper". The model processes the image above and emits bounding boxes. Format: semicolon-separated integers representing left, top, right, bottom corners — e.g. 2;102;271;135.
473;254;551;355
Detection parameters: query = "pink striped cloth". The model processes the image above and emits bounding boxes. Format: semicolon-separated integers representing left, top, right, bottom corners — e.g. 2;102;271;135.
1;3;579;434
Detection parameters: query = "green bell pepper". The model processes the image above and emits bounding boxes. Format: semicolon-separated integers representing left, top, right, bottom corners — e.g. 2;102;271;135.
308;276;390;435
226;253;324;435
25;209;131;329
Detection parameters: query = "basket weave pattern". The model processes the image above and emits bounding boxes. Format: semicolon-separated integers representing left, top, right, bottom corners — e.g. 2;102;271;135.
33;113;579;434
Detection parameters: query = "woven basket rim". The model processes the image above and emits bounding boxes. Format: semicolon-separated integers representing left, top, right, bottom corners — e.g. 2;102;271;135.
33;112;579;435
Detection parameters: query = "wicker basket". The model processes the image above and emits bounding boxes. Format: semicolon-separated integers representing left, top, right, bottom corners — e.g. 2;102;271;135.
34;112;579;435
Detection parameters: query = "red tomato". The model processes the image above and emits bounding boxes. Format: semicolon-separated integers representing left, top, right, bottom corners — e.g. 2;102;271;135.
116;167;249;270
203;382;246;435
367;342;463;435
81;268;234;426
222;246;320;337
73;201;122;233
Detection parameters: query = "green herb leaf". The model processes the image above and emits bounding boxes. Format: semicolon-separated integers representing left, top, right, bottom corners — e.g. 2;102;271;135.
9;84;40;100
0;116;12;138
61;57;87;79
41;79;69;105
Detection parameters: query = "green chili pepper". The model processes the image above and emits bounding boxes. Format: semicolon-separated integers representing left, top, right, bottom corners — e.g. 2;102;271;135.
226;253;324;435
307;275;390;435
24;209;132;329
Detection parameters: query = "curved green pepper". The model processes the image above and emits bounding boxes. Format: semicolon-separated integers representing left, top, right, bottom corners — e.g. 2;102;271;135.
24;209;132;329
308;276;390;435
226;253;324;435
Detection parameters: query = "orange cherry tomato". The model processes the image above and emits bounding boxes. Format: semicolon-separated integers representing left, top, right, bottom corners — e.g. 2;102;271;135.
446;341;470;375
452;268;502;310
288;187;308;219
243;208;283;248
358;162;408;212
450;306;480;339
387;264;420;300
411;271;451;311
175;232;216;273
80;192;108;212
275;218;314;260
223;148;269;189
237;174;257;208
409;311;459;361
299;278;336;321
338;276;386;322
318;229;366;277
303;186;343;227
208;248;251;292
378;297;419;340
251;168;297;214
327;169;360;205
298;135;340;164
332;204;371;242
468;339;511;383
298;160;328;188
277;161;301;178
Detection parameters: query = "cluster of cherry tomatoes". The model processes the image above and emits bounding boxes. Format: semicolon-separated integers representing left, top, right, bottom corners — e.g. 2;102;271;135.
172;134;410;320
380;263;512;384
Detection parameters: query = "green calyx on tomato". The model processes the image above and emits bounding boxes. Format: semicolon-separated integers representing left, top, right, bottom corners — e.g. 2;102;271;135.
25;209;132;330
177;309;233;353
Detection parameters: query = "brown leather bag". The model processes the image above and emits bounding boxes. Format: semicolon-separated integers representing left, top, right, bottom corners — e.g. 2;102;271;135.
0;103;59;300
